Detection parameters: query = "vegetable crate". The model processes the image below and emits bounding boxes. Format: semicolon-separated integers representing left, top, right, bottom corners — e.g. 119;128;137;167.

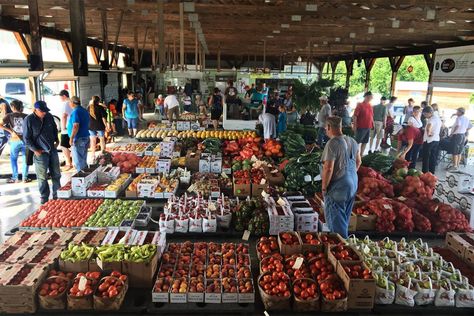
336;261;375;310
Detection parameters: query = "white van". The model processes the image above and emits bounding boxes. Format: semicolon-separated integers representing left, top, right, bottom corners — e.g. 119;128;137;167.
0;78;57;114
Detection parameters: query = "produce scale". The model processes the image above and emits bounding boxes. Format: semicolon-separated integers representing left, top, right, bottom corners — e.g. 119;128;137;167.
2;125;474;315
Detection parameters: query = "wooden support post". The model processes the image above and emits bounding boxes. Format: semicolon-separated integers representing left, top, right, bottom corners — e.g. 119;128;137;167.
173;39;177;70
195;32;198;71
60;40;72;63
363;57;376;92
263;40;266;69
202;45;206;71
167;43;171;69
330;61;339;81
100;9;109;69
290;53;293;74
89;47;100;65
13;32;31;60
28;0;43;71
308;41;312;74
133;27;139;68
157;0;165;72
109;10;123;68
389;56;405;96
424;53;435;104
279;55;282;71
344;59;354;89
179;1;184;71
69;0;87;75
151;32;156;71
139;27;149;67
217;43;221;72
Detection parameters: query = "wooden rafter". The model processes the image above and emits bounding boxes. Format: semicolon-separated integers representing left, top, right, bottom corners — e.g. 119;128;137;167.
12;31;31;59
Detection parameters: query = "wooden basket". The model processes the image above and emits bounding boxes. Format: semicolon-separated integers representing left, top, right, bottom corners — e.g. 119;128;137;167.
292;278;320;312
320;296;347;312
38;276;71;310
93;276;128;311
257;272;291;311
67;276;97;311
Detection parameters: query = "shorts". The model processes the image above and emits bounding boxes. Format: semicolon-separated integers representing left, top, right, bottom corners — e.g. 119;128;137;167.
355;128;370;144
167;107;180;121
372;121;385;139
452;133;465;155
89;130;105;137
126;118;139;129
60;134;71;149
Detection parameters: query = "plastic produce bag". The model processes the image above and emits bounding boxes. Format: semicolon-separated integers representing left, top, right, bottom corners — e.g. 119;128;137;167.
375;275;395;305
395;278;417;307
434;280;455;307
415;277;435;305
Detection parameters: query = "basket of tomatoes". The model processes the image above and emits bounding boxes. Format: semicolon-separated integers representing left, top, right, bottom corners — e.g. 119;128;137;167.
93;271;128;310
67;271;101;310
319;275;348;312
257;271;291;311
292;278;320;312
38;270;74;310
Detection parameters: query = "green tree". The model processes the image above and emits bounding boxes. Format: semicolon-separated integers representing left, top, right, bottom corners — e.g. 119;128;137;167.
369;58;391;98
397;55;429;82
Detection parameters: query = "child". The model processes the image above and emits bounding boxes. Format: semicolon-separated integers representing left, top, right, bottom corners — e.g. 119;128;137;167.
277;105;287;136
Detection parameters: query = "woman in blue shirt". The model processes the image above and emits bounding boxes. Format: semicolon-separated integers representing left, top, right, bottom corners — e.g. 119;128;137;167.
122;91;139;137
277;105;287;136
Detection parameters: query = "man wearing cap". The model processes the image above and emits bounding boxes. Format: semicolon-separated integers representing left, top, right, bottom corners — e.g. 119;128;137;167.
421;106;441;173
23;101;61;204
369;96;387;153
449;107;472;171
404;98;415;123
317;95;331;146
58;90;73;170
353;92;374;155
68;96;90;172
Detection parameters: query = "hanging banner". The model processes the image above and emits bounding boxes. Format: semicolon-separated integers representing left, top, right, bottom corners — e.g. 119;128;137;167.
432;45;474;89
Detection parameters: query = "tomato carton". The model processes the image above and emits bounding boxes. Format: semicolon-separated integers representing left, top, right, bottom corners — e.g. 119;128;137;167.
299;232;324;253
4;231;33;247
263;166;285;186
233;178;251;198
355;214;376;231
278;232;302;255
327;244;361;269
318;233;346;247
0;245;29;264
185;150;201;172
465;247;474;268
349;213;357;232
59;254;92;273
336;261;375;310
267;197;294;235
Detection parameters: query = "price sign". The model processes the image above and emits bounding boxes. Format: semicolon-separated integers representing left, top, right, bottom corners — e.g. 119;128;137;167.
292;257;304;270
242;230;251;241
221;172;228;179
38;210;48;219
304;175;312;182
260;178;266;185
78;276;87;291
270;169;278;174
261;191;270;198
208;203;217;211
277;197;286;207
264;311;270;316
383;204;391;210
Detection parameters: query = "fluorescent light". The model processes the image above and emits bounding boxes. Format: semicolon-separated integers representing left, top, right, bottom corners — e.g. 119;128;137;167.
184;2;195;12
447;20;456;24
281;24;290;28
291;15;301;21
426;8;436;20
305;4;317;11
313;44;318;47
335;37;341;42
273;30;280;33
14;5;28;9
392;20;400;28
368;26;375;34
349;33;355;38
408;27;414;33
266;35;274;38
188;13;198;22
438;21;446;27
360;5;371;10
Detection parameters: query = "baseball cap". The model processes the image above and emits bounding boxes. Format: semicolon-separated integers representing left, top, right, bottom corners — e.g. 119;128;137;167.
319;95;328;101
34;101;50;112
59;90;69;97
457;107;465;115
381;96;387;101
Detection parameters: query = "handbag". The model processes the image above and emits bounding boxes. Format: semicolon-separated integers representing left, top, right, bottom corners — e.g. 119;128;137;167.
26;116;46;166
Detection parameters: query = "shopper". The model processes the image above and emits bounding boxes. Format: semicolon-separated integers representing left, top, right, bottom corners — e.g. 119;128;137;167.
183;93;192;112
265;91;281;120
225;81;242;119
154;95;164;117
209;88;223;130
164;90;180;122
369;96;387;153
408;106;423;129
106;99;118;135
321;116;361;238
286;105;298;125
58;90;73;170
449;107;472;171
0;99;12;156
122;91;139;137
0;100;30;183
258;112;276;140
397;124;423;169
317;95;331;146
88;96;108;160
353;91;374;156
244;84;256;100
68;96;90;172
421;106;441;174
197;95;208;127
382;96;397;148
23;101;61;205
403;98;415;123
277;105;287;136
431;103;439;116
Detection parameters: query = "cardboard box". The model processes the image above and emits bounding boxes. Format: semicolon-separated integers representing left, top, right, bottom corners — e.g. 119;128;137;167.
278;232;302;255
267;197;294;235
444;171;474;194
210;158;222;174
97;166;120;182
233;180;251;198
354;214;377;231
205;280;222;303
58;258;90;272
71;168;97;190
157;159;172;174
199;154;211;173
152;278;170;303
445;232;472;258
263;166;285;186
465;247;474;267
71;187;87;197
185;150;201;172
123;251;159;288
57;189;72;198
348;214;357;232
252;183;268;197
176;120;191;131
434;184;474;230
299;232;324;253
188;291;204;303
337;261;375;310
327;244;361;268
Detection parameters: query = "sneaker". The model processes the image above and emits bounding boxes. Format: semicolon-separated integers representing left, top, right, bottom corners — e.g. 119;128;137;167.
23;178;32;183
40;199;48;205
6;178;17;184
368;150;373;154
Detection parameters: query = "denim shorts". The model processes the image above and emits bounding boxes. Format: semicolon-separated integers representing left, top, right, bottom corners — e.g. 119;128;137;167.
126;118;139;129
89;130;105;137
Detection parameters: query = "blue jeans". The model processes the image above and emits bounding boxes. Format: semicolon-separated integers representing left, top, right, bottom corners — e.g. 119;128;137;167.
317;127;328;146
33;149;61;203
9;140;29;181
72;137;90;172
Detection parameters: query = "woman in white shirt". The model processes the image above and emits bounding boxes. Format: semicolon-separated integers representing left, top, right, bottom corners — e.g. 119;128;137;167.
408;106;423;129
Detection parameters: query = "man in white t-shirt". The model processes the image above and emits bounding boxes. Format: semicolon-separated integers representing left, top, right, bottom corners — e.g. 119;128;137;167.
164;91;180;122
421;106;441;173
58;90;73;170
449;107;472;171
